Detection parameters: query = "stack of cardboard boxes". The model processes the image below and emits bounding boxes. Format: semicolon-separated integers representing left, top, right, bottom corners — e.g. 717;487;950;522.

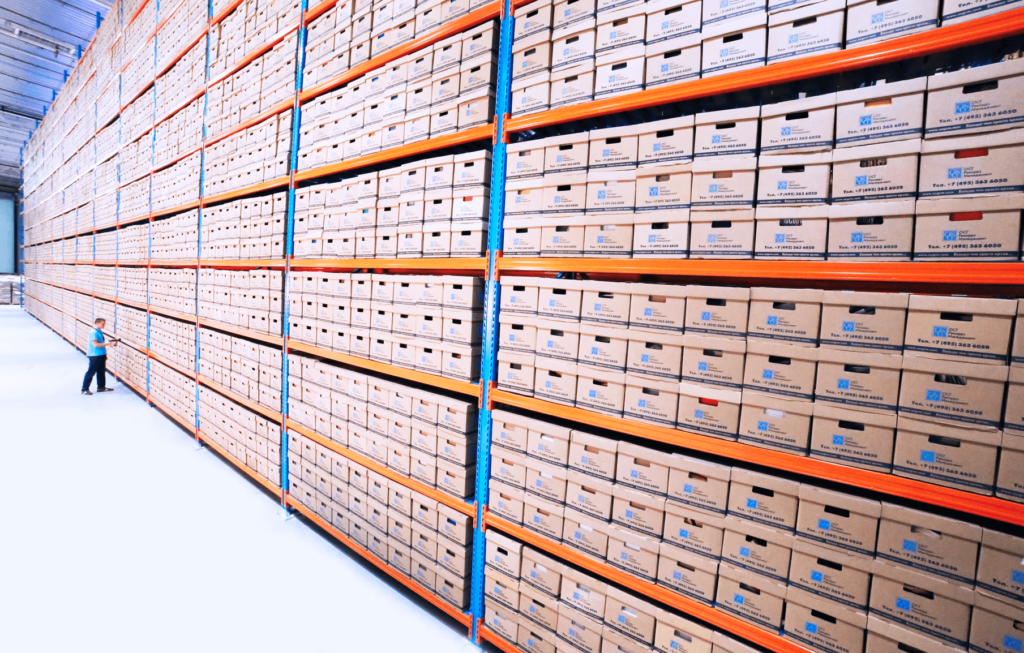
287;352;478;498
151;210;200;261
497;278;1024;500
155;0;209;74
116;268;148;305
114;338;151;393
197;268;285;334
286;271;483;382
116;304;150;352
153;97;205;169
202;112;293;196
94;231;118;261
291;151;491;259
151;315;198;372
198;326;283;411
152;152;202;212
487;412;1024;652
150;359;198;425
200;192;288;260
207;0;302;81
149;268;198;315
115;224;149;261
155;39;206;117
506;56;1024;260
288;427;475;610
95;192;117;231
198;386;283;486
119;177;151;225
296;21;499;170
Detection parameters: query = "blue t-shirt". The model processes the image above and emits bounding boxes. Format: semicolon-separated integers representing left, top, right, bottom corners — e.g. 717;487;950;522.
87;328;105;357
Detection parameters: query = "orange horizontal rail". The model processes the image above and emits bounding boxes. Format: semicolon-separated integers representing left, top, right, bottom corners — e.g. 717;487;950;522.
149;260;200;267
506;7;1024;133
148;303;198;323
486;514;813;653
150;395;199;434
199;259;286;268
118;213;152;228
199;376;283;423
491;390;1024;528
293;125;492;183
299;1;501;103
117;297;148;310
285;496;474;626
203;98;295;148
202;176;290;206
153;199;202;218
153;85;206;128
148;350;196;380
497;258;1024;285
155;0;187;34
155;25;209;79
479;626;520;653
287;340;481;397
208;19;300;88
286;419;476;519
198;429;284;498
304;0;339;25
197;316;285;347
289;257;487;271
211;0;245;26
152;143;204;174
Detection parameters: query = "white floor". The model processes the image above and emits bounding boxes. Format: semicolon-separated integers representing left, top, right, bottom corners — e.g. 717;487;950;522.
0;306;480;653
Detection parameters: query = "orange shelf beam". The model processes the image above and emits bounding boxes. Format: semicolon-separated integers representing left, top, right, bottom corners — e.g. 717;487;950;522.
293;125;493;183
199;376;283;423
117;297;148;311
289;257;487;271
148;304;199;323
150;395;198;434
491;390;1024;528
287;340;481;397
304;0;339;25
506;7;1024;133
286;420;476;519
148;350;197;380
202;176;290;206
204;98;295;148
485;514;813;653
479;626;520;653
299;1;501;103
211;0;245;25
496;258;1024;285
285;496;474;627
197;317;284;347
198;429;284;498
153;199;202;219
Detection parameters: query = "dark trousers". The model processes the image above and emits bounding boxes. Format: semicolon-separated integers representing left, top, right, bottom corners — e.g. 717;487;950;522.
82;355;107;391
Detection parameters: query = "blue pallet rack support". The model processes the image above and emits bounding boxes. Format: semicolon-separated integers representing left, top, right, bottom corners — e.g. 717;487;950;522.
469;0;515;640
280;0;311;501
194;0;215;437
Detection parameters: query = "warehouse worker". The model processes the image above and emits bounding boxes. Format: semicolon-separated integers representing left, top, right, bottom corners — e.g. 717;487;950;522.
82;317;119;396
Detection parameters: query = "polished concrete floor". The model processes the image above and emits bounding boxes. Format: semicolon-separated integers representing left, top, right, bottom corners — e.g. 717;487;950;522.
0;306;479;652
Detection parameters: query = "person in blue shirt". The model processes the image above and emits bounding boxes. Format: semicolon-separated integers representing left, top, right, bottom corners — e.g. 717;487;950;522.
82;317;119;396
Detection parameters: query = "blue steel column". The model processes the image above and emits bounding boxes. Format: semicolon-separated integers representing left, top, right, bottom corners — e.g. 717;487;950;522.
196;0;213;437
280;0;310;503
470;0;514;639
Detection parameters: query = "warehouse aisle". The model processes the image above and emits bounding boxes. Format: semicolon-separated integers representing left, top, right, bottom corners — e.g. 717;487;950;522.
0;307;479;653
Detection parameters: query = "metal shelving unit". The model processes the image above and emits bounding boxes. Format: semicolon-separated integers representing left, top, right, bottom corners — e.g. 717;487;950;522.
19;0;1024;650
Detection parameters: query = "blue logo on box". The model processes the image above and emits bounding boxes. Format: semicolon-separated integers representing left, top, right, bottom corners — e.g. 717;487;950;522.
921;450;936;462
591;346;599;355
661;63;669;73
948;167;963;179
896;598;911;611
641;354;650;363
1013;571;1024;583
926;390;942;401
856;175;868;186
603;149;610;157
648;234;656;242
734;594;744;604
712;135;722;144
663;20;670;28
903;539;918;552
740;547;750;557
871;11;884;22
956;101;972;114
747;498;758;509
708;234;718;243
698;362;708;371
684;484;693;493
679;529;690;539
598;190;607;199
702;311;711;320
626;509;634;519
933;326;948;337
720;46;729;56
806;622;818;634
590;389;597;398
695;410;704;419
776;233;786;243
645;308;653;316
778;181;789;190
598;236;605;243
860;115;872;126
638;399;647;408
851;232;864;243
782;127;792;136
789;34;799;43
843;321;856;332
758;421;769;431
768;316;778;325
833;434;845;445
763;369;774;379
631;470;639;478
811;570;824;582
1005;637;1023;652
709;184;719;193
838;379;850;390
671;642;680;650
944;230;958;241
819;519;831;530
650;187;660;196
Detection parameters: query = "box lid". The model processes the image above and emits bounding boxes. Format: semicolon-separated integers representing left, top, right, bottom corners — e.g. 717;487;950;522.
551;60;597;80
880;502;981;544
760;92;838;119
631;283;689;298
688;284;751;301
740;389;815;415
920;126;1024;153
731;467;801;494
836;77;928;104
758;150;832;167
595;44;646;65
768;0;844;24
724;514;795;546
718;562;788;597
828;198;916;219
927;57;1024;93
695;105;761;125
701;10;768;39
866;616;965;653
822;290;909;309
816;347;902;369
749;286;823;303
785;586;868;628
746;338;821;361
692;156;758;173
907;293;1018;316
682;333;747;353
792;537;875;572
797;485;882;517
871;559;976;604
626;327;685;346
833;137;922;162
591;123;644;141
646;32;703;55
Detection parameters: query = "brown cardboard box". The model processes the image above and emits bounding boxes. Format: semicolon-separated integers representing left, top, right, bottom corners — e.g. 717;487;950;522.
715;562;788;631
666;454;732;516
518;623;557;653
1014;300;1024;367
527;419;573;466
681;334;746;389
664;500;726;559
905;294;1015;366
977;528;1024;605
728;468;800;531
795;485;881;559
814;348;902;414
524;492;565;540
685;286;750;340
624;374;680;427
869;559;974;648
491;479;527;524
722;515;794;582
604;586;658;644
898;354;1008;430
561;567;609;621
486;597;520;643
865;616;964;653
486;564;522;611
569;430;619;480
789;538;873;609
893;415;1001;495
875;502;981;588
784;586;868;653
753;205;829;260
629;283;688;333
827;199;915;261
616;441;675;495
820;291;909;354
914;195;1024;261
492;410;531;453
742;340;819;401
1002;364;1024;435
738;390;814;454
522;545;565;598
567;468;614;520
810;402;897;473
563;507;610;558
925;58;1024;138
492;449;529;488
526;458;569;503
602;625;654;653
656;541;720;604
612;484;666;538
997;403;1024;502
653;607;714;653
607;523;661;580
486;529;524;579
747;287;822;347
519;581;560;633
969;592;1024;653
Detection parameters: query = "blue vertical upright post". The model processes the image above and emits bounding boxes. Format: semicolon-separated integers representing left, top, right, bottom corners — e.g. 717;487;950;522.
470;0;514;638
196;0;214;436
280;0;310;503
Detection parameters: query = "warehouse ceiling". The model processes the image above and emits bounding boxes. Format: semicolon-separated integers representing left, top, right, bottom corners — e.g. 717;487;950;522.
0;0;112;194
